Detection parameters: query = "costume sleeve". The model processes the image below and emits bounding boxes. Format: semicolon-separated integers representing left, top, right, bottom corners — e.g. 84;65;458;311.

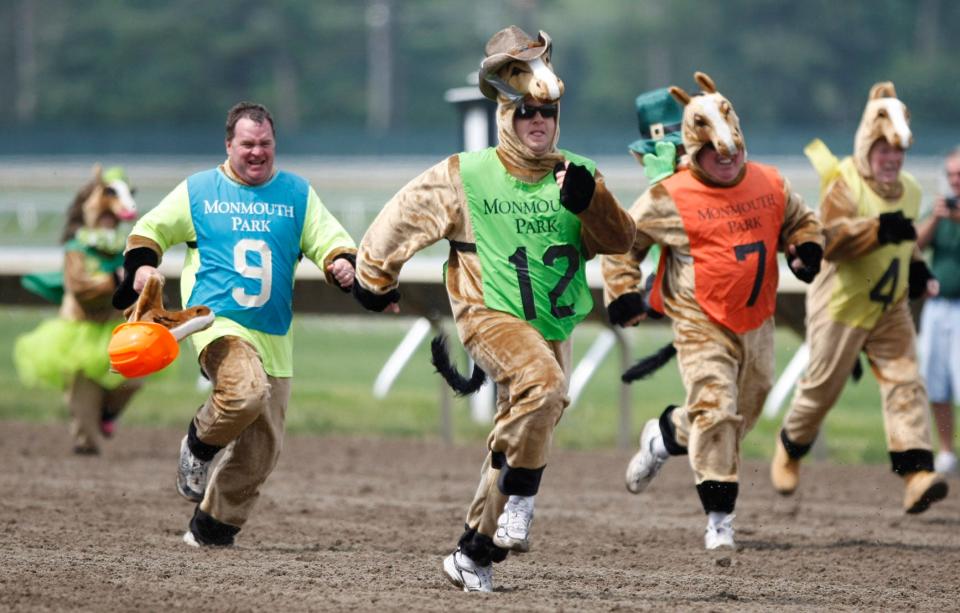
125;180;195;258
778;175;824;249
63;249;115;306
601;182;686;304
301;186;357;285
355;156;464;294
820;176;880;261
578;170;636;258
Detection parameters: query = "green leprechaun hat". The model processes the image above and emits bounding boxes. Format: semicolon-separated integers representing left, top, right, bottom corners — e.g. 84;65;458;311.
628;88;683;156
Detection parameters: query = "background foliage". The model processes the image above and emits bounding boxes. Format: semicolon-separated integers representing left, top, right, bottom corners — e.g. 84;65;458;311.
1;0;958;155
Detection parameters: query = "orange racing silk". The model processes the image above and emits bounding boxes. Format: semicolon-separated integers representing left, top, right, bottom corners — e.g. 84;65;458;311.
650;163;786;333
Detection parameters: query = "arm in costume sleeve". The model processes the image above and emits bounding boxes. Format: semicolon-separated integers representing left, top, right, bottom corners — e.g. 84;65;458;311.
778;175;824;250
578;170;636;258
355;156;463;297
820;177;881;261
300;186;357;287
601;189;659;306
63;249;116;306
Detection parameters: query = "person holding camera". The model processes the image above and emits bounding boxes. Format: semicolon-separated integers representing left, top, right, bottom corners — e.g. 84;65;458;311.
916;148;960;473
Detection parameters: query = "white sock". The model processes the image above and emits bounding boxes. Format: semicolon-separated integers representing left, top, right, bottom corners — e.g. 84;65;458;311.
507;495;535;511
651;430;669;459
707;511;734;528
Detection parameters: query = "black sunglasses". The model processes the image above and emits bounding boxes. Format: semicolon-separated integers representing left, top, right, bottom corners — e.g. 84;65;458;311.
515;102;558;120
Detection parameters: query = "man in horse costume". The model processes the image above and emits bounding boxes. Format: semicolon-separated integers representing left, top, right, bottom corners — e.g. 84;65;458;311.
770;82;949;514
113;101;357;547
14;166;143;455
352;26;634;592
602;72;824;550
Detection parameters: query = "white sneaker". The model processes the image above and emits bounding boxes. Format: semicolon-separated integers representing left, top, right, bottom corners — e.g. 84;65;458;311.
493;495;534;552
935;450;958;474
704;513;736;551
442;549;493;593
625;419;669;494
182;530;200;548
176;435;210;503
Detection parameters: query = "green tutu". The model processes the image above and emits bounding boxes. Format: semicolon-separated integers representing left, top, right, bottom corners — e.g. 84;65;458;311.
14;318;127;390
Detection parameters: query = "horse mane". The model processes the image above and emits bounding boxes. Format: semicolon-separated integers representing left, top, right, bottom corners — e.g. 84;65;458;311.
61;178;98;244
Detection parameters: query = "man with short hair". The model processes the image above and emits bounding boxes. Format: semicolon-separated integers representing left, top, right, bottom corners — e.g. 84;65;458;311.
113;101;357;546
352;27;634;592
916;148;960;473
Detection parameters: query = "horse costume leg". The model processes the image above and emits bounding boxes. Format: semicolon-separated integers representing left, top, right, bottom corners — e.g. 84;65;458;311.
68;373;106;454
457;309;570;556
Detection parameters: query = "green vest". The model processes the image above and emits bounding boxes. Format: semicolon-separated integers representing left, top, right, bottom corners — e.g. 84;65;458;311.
459;147;595;341
931;218;960;298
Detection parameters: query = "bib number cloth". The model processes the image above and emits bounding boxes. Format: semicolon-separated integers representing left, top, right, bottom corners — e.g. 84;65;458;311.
460;147;594;341
805;142;920;329
652;163;785;334
186;169;307;335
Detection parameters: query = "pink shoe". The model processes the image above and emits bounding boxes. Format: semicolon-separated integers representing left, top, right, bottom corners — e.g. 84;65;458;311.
100;418;117;438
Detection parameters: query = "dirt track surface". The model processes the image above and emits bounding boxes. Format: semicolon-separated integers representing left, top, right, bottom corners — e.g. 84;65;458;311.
2;420;960;611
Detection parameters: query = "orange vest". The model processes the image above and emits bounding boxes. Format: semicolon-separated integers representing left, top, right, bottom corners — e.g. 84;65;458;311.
650;162;786;334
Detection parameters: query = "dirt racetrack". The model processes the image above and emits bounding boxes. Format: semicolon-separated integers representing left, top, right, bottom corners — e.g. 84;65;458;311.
2;420;959;612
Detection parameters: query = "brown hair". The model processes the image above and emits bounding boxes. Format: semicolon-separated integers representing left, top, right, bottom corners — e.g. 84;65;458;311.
225;102;275;141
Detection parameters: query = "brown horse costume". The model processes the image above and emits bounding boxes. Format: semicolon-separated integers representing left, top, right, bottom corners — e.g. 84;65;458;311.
602;72;823;549
14;166;142;454
771;82;948;514
353;27;634;591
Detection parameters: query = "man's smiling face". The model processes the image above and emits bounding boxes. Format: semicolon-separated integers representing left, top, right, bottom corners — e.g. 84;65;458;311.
226;117;275;185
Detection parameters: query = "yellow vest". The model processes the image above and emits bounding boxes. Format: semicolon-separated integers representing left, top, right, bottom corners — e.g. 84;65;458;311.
805;139;920;329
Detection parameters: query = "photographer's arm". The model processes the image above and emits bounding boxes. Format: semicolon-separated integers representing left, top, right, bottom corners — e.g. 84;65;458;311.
916;197;949;250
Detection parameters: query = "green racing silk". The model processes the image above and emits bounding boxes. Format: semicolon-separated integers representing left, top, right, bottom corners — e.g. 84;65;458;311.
459;147;595;341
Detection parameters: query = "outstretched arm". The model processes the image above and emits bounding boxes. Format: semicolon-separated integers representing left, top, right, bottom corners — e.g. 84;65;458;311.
353;156;463;311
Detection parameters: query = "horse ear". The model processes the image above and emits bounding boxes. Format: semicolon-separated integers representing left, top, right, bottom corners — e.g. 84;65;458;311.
694;71;717;93
92;164;103;182
669;86;691;106
869;81;897;100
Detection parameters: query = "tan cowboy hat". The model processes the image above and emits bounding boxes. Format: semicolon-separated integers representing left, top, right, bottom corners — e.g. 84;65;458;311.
479;26;553;100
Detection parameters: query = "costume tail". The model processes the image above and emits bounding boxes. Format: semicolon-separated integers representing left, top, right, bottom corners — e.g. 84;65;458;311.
851;354;864;383
621;343;677;383
430;334;487;396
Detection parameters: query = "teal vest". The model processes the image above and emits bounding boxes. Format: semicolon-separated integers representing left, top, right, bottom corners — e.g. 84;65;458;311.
459;147;594;341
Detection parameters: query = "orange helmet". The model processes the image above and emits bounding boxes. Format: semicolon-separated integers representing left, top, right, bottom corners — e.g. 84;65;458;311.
108;322;180;378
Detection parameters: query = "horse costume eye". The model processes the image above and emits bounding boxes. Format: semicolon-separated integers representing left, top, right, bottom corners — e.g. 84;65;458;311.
103;187;117;196
511;66;525;77
694;115;707;127
876;109;887;117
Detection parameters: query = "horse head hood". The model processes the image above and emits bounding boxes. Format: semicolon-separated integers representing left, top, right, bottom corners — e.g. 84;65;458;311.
853;81;912;180
669;72;746;184
480;25;565;175
62;165;138;252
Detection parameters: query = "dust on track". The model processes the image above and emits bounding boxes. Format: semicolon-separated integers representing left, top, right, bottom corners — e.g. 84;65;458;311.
2;420;959;611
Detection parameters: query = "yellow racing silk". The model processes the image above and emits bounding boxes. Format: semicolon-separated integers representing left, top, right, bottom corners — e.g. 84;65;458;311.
806;139;920;329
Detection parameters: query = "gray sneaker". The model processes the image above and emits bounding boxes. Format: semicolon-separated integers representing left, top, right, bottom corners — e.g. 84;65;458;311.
176;435;210;502
442;549;493;593
625;419;668;494
493;495;534;552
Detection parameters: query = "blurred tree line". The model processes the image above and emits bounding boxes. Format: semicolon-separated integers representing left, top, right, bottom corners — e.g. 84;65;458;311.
0;0;957;154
